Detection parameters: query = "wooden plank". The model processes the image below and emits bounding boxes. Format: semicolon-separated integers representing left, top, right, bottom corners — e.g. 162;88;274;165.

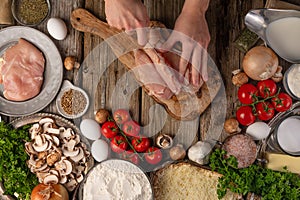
82;0;141;122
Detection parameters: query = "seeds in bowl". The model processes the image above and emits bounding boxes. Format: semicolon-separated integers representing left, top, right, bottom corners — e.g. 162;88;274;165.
60;89;87;116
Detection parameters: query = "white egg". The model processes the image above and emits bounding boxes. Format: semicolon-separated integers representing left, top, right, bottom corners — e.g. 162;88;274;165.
91;139;109;162
80;119;101;140
246;121;271;140
47;18;67;40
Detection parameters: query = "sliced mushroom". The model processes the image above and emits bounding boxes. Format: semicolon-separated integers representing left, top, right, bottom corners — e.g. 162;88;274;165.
47;151;61;166
62;146;80;157
52;135;60;146
25;142;37;155
46;127;60;135
39;117;55;125
42;122;54;131
34;134;46;146
76;174;84;183
65;140;77;152
43;174;59;185
36;159;46;168
34;163;48;172
37;151;48;159
60;175;68;184
64;179;77;191
33;140;49;152
60;128;74;140
61;160;73;176
49;169;60;177
28;154;37;166
70;147;84;163
29;123;41;139
36;172;49;182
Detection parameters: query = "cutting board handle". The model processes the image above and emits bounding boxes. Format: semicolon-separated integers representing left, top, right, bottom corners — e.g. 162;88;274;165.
71;8;121;39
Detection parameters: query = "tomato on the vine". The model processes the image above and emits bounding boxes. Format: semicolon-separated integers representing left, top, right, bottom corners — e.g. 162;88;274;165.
144;147;162;165
238;84;258;104
132;136;150;152
236;106;256;126
122;120;140;137
255;101;275;121
101;121;119;138
120;150;139;165
113;109;130;125
110;135;128;153
257;79;277;98
271;93;292;112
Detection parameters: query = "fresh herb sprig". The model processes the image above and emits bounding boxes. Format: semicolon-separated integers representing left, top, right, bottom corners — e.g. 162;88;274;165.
0;121;38;200
210;149;300;200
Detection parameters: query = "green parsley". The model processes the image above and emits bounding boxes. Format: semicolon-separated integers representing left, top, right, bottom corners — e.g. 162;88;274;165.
210;149;300;200
0;121;38;200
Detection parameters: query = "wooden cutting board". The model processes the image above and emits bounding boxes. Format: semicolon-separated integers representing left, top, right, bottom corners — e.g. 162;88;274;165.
70;8;222;120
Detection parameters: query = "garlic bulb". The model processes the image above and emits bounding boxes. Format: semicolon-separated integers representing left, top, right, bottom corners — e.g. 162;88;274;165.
188;141;212;165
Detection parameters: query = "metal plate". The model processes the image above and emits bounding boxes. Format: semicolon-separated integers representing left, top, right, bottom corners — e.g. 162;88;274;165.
0;26;63;116
0;113;94;200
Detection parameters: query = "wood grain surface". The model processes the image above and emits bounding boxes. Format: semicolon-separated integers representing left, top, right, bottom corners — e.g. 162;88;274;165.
1;0;296;145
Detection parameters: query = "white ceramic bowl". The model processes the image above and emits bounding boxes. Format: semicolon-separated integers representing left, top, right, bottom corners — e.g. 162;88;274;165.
56;80;89;119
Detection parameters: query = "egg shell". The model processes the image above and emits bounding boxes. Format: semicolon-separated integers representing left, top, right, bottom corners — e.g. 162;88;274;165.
47;18;67;40
80;119;101;140
91;139;109;162
246;121;270;140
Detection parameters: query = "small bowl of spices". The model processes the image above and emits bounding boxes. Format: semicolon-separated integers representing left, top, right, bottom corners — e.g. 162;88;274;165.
56;80;89;119
12;0;51;26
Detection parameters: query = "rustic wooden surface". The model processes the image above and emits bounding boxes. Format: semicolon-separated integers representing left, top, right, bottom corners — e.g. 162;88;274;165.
2;0;297;154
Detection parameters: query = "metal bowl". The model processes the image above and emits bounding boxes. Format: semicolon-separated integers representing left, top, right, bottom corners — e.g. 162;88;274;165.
11;0;51;26
283;64;300;101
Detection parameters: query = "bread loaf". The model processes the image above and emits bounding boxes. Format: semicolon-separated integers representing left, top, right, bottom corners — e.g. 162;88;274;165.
152;162;240;200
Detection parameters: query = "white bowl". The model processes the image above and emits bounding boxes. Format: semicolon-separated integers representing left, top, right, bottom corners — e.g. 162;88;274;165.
56;80;89;119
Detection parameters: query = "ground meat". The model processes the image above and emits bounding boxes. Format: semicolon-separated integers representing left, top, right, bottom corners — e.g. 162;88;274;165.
222;134;257;168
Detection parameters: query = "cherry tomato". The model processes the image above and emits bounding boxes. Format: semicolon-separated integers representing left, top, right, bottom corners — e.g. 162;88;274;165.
101;121;119;138
132;136;151;152
122;120;140;137
110;135;128;153
255;101;275;121
120;150;139;165
113;109;130;125
236;106;256;126
271;93;292;112
238;83;258;104
257;79;277;98
144;147;162;165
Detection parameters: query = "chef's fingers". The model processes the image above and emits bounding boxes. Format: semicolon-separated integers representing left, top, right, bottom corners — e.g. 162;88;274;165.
160;33;177;52
178;43;193;81
201;47;209;82
136;28;148;46
191;46;201;87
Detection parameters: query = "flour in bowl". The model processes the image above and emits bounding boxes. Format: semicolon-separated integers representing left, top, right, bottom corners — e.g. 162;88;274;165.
83;159;152;200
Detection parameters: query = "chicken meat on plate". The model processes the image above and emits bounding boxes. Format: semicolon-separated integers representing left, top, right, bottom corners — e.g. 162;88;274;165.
0;38;45;101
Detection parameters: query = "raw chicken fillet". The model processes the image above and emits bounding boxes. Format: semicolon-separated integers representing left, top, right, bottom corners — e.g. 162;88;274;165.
0;38;45;101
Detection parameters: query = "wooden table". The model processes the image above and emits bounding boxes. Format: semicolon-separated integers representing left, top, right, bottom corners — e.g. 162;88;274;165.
2;0;298;141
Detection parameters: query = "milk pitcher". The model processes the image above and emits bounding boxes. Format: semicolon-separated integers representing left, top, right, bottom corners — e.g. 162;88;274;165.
245;9;300;63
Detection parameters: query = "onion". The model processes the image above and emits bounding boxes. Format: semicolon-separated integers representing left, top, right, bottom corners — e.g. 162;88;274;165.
31;184;69;200
242;46;278;81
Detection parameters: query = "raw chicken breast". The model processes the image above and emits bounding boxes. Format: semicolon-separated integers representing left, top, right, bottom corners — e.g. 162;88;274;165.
0;38;45;101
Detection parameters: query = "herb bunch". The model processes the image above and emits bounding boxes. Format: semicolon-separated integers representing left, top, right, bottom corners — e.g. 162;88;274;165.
210;149;300;200
0;121;38;200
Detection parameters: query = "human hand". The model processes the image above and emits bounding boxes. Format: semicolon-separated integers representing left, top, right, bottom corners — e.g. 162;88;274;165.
161;2;210;88
104;0;149;45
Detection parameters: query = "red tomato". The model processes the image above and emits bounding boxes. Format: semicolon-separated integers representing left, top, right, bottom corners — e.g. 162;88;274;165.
113;109;130;124
238;84;258;104
110;135;128;153
101;121;119;138
236;106;256;126
271;93;292;112
257;79;277;98
120;150;139;165
132;136;151;152
255;101;275;121
144;147;162;165
122;120;140;137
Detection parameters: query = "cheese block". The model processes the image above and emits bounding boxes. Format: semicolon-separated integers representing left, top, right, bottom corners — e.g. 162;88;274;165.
265;152;300;174
152;162;240;200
